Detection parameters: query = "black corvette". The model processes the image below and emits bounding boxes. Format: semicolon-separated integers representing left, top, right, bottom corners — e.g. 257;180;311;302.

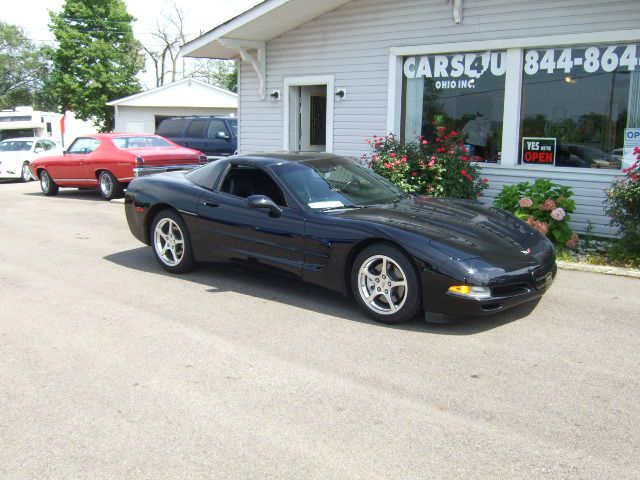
124;152;556;324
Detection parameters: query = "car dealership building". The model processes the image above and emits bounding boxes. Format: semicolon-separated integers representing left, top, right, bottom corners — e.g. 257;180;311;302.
183;0;640;235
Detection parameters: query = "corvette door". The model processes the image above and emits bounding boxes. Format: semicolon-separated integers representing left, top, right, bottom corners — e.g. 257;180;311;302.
196;164;305;277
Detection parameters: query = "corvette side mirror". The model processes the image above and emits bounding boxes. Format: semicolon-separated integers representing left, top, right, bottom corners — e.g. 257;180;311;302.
246;195;282;217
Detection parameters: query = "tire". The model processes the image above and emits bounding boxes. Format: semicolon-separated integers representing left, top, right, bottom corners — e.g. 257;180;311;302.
98;170;124;200
351;243;422;324
150;209;196;273
20;162;32;183
39;170;59;196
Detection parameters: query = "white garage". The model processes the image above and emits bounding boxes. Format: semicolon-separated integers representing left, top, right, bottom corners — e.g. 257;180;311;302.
108;78;238;134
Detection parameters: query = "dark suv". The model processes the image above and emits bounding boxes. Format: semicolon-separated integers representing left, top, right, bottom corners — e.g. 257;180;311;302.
155;116;237;158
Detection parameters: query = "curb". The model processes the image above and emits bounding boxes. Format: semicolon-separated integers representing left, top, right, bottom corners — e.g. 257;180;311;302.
557;260;640;279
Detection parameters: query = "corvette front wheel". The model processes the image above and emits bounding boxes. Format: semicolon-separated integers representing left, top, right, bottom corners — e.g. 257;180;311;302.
351;244;422;324
151;210;195;273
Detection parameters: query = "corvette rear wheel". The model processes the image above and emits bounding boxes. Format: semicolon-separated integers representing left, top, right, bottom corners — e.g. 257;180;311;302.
351;244;422;324
98;170;123;200
39;170;59;196
151;210;195;273
20;162;32;182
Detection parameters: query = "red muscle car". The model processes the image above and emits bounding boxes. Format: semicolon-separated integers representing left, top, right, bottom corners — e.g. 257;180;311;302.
30;133;208;200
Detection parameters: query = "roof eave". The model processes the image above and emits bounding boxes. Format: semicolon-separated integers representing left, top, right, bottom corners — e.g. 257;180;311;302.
181;0;286;58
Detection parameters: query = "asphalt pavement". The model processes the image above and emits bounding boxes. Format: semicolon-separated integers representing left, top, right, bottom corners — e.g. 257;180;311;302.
1;180;639;479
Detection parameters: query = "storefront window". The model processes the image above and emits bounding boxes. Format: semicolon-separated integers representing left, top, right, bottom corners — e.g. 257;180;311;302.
402;51;506;163
520;44;640;170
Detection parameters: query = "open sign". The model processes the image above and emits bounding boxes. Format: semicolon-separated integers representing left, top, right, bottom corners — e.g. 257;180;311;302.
626;130;640;139
522;137;557;166
623;128;640;169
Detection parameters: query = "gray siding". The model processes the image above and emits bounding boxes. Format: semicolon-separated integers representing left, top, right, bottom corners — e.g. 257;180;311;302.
238;0;640;236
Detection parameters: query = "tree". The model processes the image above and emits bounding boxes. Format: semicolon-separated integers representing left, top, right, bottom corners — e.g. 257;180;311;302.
190;60;238;93
142;2;188;87
0;22;51;110
139;3;237;92
48;0;145;131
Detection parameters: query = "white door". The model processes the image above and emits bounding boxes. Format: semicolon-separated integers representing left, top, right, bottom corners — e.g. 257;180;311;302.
300;85;326;152
289;85;327;152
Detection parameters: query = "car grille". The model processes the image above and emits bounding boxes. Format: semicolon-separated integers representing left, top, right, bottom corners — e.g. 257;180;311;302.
532;264;555;290
491;283;531;297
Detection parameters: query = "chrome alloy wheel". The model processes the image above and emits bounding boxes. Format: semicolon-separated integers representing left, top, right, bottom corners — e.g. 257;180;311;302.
154;218;185;266
99;173;113;197
22;163;32;181
357;255;409;315
40;171;49;190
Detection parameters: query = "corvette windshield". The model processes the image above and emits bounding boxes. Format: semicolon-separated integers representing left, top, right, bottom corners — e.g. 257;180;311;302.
0;140;32;152
273;157;406;209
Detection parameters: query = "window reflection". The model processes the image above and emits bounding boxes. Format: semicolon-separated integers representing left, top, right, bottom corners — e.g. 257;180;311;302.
520;45;640;170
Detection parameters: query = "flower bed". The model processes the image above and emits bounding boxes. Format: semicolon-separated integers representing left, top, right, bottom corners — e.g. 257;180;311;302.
494;178;578;248
605;147;640;261
363;124;488;199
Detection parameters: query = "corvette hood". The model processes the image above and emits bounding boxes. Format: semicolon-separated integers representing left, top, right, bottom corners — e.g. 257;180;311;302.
333;196;540;260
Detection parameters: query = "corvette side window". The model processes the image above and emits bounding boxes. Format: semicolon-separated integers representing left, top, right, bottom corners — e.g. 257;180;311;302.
220;165;287;207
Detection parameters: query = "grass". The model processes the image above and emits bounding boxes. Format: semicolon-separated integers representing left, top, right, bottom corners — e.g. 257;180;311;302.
556;239;640;270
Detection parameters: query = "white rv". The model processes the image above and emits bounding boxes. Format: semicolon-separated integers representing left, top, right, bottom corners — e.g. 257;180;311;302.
0;107;96;148
0;107;62;143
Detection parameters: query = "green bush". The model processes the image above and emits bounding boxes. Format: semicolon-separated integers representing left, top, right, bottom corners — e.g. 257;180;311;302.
493;179;578;247
605;150;640;255
363;123;488;200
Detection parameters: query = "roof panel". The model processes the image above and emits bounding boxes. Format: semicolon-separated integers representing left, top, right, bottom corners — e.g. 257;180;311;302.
182;0;351;59
107;78;238;108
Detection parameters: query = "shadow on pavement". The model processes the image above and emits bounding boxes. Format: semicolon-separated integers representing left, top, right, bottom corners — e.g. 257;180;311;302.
23;189;105;202
104;246;538;335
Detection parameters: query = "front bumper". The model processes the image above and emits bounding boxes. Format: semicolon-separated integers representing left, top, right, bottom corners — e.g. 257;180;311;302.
133;163;201;177
124;192;149;244
0;160;23;178
425;261;557;316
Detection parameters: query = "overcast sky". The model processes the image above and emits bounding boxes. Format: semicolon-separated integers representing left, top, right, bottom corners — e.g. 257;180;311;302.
4;0;262;88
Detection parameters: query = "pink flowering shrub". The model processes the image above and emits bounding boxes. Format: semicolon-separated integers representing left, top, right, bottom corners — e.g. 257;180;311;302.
605;147;640;254
551;207;566;221
363;123;488;199
494;179;578;248
540;198;557;212
518;197;533;208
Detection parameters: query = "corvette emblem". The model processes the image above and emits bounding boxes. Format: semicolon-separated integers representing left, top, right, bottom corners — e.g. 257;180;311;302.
521;247;531;254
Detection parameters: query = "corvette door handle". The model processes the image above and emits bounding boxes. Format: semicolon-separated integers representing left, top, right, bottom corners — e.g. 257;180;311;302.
203;201;219;208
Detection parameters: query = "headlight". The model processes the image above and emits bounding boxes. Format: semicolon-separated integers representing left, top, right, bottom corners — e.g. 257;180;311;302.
448;285;492;299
